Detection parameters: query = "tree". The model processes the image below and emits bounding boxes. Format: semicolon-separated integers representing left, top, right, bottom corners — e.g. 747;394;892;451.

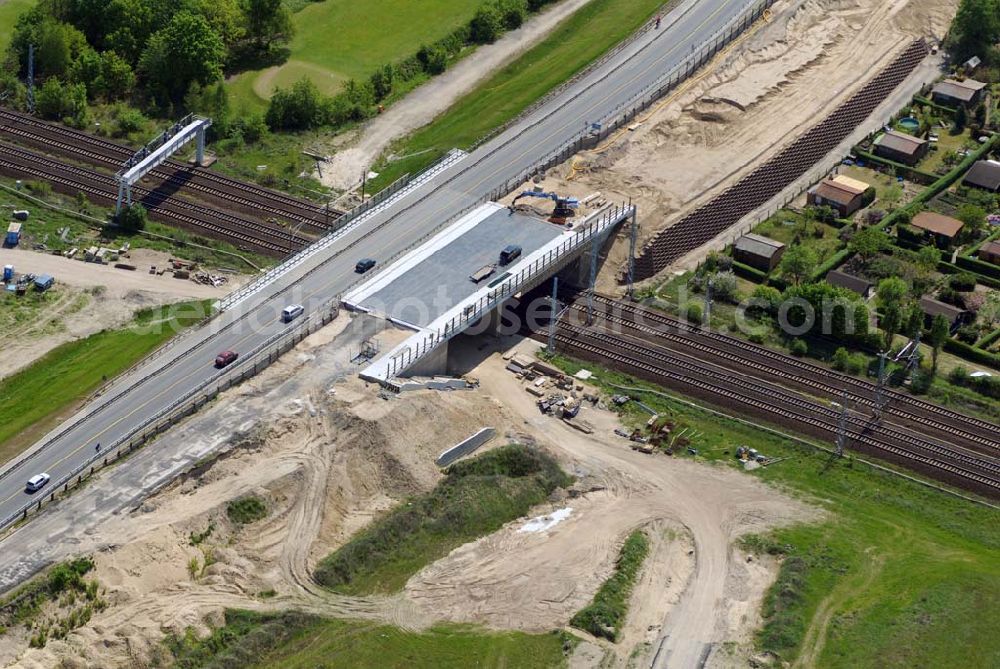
954;104;968;132
882;184;903;211
876;276;908;310
265;77;328;130
929;314;950;370
417;44;448;74
881;304;903;349
779;245;816;285
956;203;986;238
370;64;394;101
139;11;226;101
99;51;136;98
849;226;891;261
497;0;528;30
35;78;87;124
948;0;1000;63
915;246;941;272
470;3;503;43
115;203;147;232
242;0;293;49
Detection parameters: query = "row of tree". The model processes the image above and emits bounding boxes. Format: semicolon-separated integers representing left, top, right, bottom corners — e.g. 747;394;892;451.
948;0;1000;64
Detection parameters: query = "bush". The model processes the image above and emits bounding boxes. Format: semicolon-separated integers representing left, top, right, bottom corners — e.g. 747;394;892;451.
832;347;850;371
227;496;267;525
910;366;934;394
847;353;868;375
115;203;147;232
949;273;978;292
265;77;328;130
789;338;808;357
417;44;448;74
686;303;703;325
470;4;504;43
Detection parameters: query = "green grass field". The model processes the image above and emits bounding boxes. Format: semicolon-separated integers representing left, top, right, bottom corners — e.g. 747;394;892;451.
226;0;483;112
545;354;1000;668
0;300;211;465
368;0;666;191
0;0;33;54
166;609;571;669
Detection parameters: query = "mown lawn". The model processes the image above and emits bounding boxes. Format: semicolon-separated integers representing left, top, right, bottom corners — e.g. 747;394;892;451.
0;300;211;465
226;0;483;111
544;354;1000;669
368;0;666;191
0;0;33;54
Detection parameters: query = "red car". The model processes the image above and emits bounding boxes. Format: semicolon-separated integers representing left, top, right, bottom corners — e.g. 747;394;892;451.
215;350;239;368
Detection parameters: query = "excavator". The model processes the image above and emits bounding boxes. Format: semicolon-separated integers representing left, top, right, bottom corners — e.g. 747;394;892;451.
509;189;580;225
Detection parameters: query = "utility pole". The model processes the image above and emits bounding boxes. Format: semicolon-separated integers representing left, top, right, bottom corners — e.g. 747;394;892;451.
27;44;34;114
835;390;849;458
873;350;889;419
703;278;713;329
547;277;558;355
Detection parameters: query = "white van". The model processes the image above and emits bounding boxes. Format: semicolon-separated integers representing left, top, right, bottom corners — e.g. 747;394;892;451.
25;473;50;493
281;304;304;323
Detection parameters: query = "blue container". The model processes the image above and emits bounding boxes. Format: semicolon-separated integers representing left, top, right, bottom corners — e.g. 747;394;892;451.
2;265;13;282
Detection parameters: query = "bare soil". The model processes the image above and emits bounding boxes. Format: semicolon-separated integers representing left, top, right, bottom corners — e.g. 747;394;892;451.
0;248;237;379
0;328;815;669
520;0;959;289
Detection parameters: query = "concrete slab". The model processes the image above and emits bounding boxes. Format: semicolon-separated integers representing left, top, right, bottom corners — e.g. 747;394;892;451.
350;203;563;328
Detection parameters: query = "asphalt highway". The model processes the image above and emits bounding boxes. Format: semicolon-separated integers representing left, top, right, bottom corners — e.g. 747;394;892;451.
0;0;757;529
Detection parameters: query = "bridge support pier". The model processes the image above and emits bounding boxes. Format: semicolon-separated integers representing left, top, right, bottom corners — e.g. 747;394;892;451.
402;338;450;377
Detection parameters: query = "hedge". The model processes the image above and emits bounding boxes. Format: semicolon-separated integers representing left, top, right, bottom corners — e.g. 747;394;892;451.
954;254;1000;281
852;149;939;184
808;248;852;283
731;260;768;283
912;95;958;116
976;327;1000;350
944;338;1000;370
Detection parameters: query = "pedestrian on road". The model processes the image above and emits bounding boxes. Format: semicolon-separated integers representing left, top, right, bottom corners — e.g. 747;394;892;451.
95;443;101;453
655;15;661;29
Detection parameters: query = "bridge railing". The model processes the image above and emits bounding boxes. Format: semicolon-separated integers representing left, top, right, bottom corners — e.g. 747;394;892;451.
0;296;341;535
383;203;634;379
215;148;468;313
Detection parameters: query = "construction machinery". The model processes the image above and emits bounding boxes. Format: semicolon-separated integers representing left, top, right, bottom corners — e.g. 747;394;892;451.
510;189;580;224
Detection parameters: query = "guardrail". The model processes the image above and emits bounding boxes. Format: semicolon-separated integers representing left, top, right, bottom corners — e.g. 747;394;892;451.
0;298;341;534
215;149;468;313
382;203;634;379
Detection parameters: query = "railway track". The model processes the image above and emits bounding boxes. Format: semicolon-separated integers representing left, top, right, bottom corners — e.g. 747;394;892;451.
554;321;1000;497
0;142;306;256
573;295;1000;454
0;108;337;234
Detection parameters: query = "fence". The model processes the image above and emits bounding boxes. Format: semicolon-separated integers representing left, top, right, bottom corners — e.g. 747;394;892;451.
0;298;340;534
381;204;634;379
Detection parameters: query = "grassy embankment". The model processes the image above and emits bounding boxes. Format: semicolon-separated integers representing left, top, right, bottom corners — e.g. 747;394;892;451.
165;609;571;669
0;300;211;465
570;528;649;642
368;0;667;192
314;444;572;595
543;353;1000;668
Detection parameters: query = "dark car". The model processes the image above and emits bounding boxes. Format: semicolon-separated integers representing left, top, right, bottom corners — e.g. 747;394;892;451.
215;350;239;368
355;258;376;273
499;244;522;266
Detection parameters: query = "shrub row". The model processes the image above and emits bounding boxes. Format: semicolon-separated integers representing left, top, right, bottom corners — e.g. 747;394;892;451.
954;255;1000;281
570;529;649;642
731;260;768;283
944;338;1000;370
852;150;939;185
